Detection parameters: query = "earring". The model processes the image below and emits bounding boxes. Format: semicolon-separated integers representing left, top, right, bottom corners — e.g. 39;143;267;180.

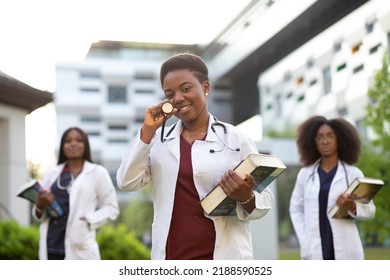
205;92;208;96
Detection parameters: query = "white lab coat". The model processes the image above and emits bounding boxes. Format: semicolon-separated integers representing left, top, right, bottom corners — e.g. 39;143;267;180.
117;114;274;260
33;161;119;260
289;160;376;260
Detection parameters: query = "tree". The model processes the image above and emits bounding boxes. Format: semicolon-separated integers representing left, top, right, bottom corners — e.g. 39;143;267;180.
356;50;390;244
119;184;153;243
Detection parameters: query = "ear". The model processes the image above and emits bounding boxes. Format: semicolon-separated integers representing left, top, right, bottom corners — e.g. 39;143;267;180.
203;81;210;95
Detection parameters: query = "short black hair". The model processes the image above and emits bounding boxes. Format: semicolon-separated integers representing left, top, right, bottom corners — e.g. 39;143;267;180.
160;53;209;87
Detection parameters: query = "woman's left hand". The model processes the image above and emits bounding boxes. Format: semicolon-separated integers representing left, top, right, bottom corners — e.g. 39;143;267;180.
336;194;356;214
219;170;255;203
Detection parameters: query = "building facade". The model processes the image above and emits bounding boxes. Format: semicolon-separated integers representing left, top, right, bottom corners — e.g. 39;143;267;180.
258;1;390;136
0;71;52;225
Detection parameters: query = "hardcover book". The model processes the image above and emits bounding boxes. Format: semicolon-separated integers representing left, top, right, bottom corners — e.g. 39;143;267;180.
200;153;287;216
17;179;64;217
329;177;385;219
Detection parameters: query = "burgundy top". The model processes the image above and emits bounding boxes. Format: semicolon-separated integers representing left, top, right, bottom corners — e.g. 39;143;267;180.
165;135;216;260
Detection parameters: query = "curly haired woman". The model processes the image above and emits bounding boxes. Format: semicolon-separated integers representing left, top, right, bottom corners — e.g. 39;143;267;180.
289;116;375;260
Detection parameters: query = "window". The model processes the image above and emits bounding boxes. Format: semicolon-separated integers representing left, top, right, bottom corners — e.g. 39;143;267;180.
322;66;331;94
309;79;317;86
275;94;281;117
108;85;127;103
80;72;100;79
135;115;145;123
296;76;304;86
336;63;347;72
353;65;364;74
297;94;305;103
333;42;342;53
263;85;270;95
366;21;375;33
307;58;314;68
283;72;291;81
266;0;274;7
369;43;382;55
108;124;127;130
356;118;368;142
87;131;101;137
80;87;100;93
81;116;101;122
135;71;155;80
337;107;348;116
107;139;128;144
351;42;362;54
135;89;154;94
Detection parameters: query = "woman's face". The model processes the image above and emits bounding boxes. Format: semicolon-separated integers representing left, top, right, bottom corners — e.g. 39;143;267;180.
315;124;338;157
63;129;85;160
162;69;210;123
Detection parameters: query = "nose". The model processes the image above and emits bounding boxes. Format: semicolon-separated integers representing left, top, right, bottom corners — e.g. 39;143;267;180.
173;90;185;104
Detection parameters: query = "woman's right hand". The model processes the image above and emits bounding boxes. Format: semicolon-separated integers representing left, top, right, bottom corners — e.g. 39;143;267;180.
36;190;54;211
141;101;177;144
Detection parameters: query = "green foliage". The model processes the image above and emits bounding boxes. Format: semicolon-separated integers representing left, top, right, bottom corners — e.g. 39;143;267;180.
28;161;41;180
0;220;150;260
265;129;296;138
97;223;151;260
0;220;39;259
119;184;153;240
120;199;153;240
365;51;390;150
356;50;390;244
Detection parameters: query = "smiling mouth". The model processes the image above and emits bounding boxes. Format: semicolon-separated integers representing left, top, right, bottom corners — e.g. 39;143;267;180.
177;104;191;112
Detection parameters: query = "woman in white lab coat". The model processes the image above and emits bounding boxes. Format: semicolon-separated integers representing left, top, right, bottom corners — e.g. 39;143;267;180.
117;53;274;260
33;127;119;260
289;116;375;260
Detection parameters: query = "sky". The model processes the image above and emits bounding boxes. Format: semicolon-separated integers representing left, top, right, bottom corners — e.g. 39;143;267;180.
1;0;251;175
0;0;251;92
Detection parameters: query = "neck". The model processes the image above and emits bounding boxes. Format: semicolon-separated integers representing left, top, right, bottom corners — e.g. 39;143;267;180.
66;159;84;177
182;110;209;132
320;155;338;172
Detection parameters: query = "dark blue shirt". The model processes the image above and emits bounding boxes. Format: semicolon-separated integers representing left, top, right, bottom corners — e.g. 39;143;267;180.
47;167;72;258
318;165;337;260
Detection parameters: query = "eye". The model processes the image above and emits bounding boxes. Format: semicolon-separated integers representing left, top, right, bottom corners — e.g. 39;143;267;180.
181;86;191;92
164;91;174;99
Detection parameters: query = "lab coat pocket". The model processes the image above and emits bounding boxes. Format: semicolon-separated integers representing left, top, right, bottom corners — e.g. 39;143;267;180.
304;183;318;202
70;218;94;248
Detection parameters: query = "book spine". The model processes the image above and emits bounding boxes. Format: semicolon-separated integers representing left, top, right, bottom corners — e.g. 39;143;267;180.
48;201;64;217
247;156;257;170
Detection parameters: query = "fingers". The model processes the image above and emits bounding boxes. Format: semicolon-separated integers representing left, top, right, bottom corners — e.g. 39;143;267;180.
219;170;254;201
37;190;54;208
145;102;178;127
336;194;356;212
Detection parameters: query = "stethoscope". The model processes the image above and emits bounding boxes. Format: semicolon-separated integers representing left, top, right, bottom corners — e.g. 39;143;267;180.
308;160;349;186
160;102;240;153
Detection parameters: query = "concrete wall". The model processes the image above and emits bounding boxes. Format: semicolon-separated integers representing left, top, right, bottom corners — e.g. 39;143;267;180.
0;103;30;226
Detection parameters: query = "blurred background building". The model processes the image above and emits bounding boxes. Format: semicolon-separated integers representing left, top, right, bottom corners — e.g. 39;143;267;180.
54;0;389;182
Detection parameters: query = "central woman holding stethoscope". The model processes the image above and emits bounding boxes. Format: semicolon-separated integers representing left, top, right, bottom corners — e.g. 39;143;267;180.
117;53;274;260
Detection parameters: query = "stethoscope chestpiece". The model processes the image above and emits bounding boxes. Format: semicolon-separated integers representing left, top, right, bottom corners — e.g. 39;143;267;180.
160;102;174;143
161;102;174;115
